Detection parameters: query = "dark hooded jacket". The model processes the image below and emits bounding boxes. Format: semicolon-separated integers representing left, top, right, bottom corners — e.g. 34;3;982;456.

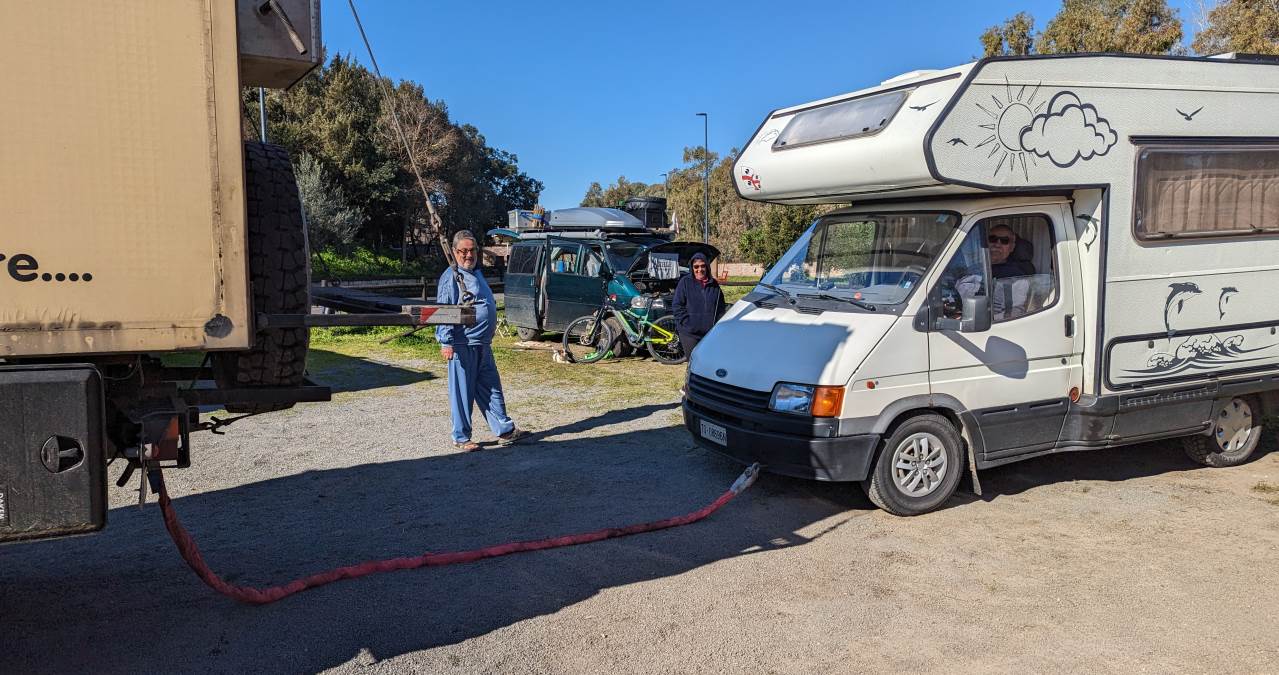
671;253;726;338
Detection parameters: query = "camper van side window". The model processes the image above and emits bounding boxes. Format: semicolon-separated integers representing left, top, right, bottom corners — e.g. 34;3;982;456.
772;90;909;150
1135;144;1279;240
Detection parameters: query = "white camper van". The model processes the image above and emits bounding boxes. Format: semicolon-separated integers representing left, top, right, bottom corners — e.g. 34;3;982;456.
684;54;1279;515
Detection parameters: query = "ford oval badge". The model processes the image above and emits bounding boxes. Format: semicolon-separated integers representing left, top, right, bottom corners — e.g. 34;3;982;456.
715;368;727;378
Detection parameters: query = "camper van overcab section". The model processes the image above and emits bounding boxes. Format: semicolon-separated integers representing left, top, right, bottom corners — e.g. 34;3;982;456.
684;54;1279;516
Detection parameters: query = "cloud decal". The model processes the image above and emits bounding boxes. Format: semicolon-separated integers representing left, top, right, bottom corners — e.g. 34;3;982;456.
1018;92;1118;168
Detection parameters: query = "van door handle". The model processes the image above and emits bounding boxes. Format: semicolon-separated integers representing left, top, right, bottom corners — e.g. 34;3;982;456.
1064;314;1075;338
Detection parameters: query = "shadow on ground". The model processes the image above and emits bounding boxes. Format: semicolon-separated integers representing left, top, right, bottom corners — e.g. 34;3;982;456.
1;423;863;673
307;348;436;393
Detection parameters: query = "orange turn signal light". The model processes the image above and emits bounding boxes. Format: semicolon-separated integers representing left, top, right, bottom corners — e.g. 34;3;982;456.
811;386;845;418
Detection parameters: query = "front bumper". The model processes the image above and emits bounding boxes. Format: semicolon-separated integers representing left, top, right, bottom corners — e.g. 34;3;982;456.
682;399;879;482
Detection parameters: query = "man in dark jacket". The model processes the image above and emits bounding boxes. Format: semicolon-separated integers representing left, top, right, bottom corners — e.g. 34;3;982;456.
671;252;726;356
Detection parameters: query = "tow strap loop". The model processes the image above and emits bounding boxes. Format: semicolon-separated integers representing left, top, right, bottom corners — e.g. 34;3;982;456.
156;463;761;605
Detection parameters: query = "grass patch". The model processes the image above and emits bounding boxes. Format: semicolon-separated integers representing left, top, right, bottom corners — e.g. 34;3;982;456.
312;247;438;280
306;321;684;409
722;275;760;305
1253;482;1279;506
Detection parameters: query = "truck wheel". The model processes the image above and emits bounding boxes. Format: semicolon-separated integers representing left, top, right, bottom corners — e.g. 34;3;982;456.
1183;396;1263;468
212;142;310;413
516;326;541;342
862;414;963;516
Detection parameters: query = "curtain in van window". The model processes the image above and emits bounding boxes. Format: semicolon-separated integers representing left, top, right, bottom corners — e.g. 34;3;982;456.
1136;146;1279;238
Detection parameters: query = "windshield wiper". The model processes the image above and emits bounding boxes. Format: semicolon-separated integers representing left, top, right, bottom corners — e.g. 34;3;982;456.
797;292;877;311
757;283;795;300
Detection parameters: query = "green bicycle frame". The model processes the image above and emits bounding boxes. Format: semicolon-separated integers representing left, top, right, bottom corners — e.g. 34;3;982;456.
608;307;677;346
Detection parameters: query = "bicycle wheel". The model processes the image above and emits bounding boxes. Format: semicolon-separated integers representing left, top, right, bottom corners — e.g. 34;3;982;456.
646;315;687;365
562;316;614;364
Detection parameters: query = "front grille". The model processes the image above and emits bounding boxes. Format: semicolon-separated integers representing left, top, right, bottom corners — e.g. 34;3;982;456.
688;374;772;414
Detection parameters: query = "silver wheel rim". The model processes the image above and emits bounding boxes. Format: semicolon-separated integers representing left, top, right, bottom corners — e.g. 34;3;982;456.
892;432;948;497
1214;397;1254;453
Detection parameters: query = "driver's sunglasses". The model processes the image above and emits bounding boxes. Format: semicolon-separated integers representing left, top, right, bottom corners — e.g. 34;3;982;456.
692;264;708;270
988;235;1012;245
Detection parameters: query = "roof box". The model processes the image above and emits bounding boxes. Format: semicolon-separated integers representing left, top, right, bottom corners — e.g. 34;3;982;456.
547;207;645;230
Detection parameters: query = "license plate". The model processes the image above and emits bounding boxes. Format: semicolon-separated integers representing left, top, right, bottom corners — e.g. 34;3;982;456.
699;419;727;446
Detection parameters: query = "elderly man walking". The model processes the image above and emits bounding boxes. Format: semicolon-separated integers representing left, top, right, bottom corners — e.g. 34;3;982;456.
437;230;526;452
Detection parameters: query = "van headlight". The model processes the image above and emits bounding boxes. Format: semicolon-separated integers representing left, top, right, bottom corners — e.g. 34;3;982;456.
769;383;845;417
631;296;666;311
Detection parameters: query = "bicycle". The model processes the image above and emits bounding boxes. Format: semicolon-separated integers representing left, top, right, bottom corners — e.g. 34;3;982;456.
561;295;686;365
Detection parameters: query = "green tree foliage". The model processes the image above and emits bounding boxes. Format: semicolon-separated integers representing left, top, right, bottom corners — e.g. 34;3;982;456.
981;12;1037;56
1192;0;1279;55
295;152;365;252
581;147;840;263
243;54;542;256
579;176;663;207
1037;0;1184;54
980;0;1185;56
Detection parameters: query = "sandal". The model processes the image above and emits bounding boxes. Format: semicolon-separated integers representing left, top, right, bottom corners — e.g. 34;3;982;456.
453;440;481;452
496;428;528;446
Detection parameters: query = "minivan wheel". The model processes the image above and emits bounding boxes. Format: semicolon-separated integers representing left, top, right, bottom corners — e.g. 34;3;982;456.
863;414;964;516
1184;396;1264;468
515;326;541;342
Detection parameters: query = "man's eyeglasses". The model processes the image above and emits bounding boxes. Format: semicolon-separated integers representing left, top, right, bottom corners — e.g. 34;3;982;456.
988;235;1012;245
454;248;476;256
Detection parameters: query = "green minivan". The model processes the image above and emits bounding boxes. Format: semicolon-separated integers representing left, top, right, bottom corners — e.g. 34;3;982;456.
503;233;718;342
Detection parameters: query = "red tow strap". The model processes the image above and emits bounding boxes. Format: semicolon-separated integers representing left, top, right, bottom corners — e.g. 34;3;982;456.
156;463;761;605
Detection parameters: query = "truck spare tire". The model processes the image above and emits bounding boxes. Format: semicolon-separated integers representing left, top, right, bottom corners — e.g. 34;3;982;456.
212;142;310;413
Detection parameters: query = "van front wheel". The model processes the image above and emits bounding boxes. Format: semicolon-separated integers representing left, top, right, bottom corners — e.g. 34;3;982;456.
863;414;964;516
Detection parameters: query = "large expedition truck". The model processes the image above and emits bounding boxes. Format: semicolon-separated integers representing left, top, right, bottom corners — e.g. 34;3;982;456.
684;53;1279;515
0;1;471;543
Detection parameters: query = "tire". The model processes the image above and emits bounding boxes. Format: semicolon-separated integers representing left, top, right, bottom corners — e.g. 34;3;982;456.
562;316;614;364
646;315;686;365
862;414;964;516
212;142;310;413
1183;396;1264;468
516;326;541;342
604;317;634;357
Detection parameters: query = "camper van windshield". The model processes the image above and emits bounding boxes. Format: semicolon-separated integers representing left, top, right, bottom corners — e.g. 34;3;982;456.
759;212;960;308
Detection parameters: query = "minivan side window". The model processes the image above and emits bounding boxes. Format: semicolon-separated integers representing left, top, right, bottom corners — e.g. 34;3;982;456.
508;244;540;275
549;243;582;274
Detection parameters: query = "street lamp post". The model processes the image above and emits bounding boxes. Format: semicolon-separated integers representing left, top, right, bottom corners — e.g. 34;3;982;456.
659;172;670;230
696;112;709;244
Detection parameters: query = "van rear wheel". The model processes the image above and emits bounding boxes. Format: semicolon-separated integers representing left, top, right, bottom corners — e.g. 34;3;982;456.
515;326;541;342
863;414;963;516
1183;396;1263;468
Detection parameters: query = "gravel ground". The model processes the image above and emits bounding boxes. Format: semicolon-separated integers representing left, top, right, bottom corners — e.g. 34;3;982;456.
3;347;1279;674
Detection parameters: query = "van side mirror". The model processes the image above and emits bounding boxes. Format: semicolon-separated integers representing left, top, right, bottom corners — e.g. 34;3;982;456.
960;295;992;333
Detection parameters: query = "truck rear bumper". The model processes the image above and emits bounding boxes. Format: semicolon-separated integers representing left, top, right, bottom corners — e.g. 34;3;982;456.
683;400;879;482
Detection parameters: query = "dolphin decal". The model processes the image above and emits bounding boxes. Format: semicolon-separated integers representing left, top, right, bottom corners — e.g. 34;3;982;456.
1164;282;1202;336
1218;287;1238;320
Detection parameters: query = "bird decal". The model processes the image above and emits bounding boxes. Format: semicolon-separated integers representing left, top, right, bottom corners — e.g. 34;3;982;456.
910;100;939;112
1176;106;1203;121
1164;282;1202;336
1218;286;1238;319
947;138;968;146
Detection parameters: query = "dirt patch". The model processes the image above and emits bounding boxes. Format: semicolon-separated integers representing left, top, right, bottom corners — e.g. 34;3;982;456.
3;341;1279;674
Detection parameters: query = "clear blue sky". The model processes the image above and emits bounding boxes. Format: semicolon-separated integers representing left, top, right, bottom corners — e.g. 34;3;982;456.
324;0;1200;209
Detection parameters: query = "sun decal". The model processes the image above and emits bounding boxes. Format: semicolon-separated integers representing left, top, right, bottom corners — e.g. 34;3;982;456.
969;79;1118;181
974;78;1043;180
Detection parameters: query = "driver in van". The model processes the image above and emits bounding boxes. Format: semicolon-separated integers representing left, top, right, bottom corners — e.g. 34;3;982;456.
671;253;726;356
988;224;1034;278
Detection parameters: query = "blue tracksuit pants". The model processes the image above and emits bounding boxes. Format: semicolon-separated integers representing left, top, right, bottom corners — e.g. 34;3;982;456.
447;344;515;443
